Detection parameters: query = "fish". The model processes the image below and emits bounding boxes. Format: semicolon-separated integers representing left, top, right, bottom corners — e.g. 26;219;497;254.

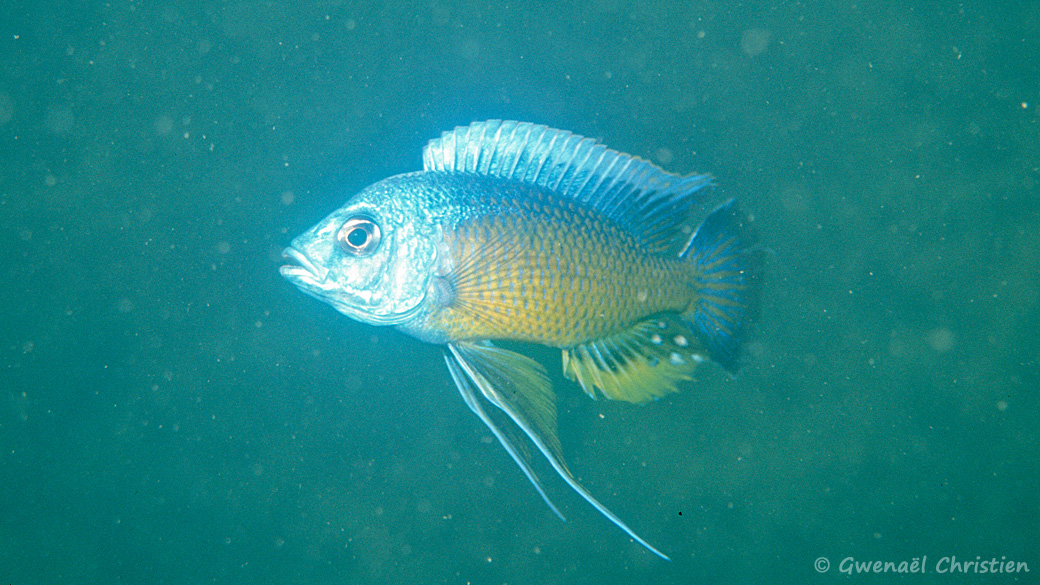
280;120;763;560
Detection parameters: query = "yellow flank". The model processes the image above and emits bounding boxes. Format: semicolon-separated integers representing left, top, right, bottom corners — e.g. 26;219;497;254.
426;191;695;347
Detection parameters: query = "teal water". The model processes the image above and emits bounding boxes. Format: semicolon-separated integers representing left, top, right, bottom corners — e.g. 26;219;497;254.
2;1;1037;583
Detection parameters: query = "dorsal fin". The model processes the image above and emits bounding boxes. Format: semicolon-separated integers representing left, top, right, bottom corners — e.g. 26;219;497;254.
423;120;713;252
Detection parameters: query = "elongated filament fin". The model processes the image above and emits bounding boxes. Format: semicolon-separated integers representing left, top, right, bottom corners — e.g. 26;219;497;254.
444;351;565;521
448;342;670;560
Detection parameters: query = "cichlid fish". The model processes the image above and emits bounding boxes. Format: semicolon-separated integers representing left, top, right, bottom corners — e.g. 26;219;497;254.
280;121;763;560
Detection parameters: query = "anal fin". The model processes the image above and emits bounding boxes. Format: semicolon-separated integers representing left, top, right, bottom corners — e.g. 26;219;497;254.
562;317;707;404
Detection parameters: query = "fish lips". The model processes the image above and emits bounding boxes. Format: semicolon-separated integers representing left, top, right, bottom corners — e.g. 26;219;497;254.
279;246;358;314
280;247;329;286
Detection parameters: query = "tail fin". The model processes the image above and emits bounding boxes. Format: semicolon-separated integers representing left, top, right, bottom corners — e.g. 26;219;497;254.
679;199;763;374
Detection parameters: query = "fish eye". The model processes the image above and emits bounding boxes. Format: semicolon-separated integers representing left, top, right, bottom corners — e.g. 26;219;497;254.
336;217;381;256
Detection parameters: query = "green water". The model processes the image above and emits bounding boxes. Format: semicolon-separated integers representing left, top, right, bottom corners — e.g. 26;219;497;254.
1;1;1037;583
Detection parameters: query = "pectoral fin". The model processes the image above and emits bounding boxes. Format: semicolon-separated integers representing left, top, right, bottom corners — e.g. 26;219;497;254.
446;341;670;560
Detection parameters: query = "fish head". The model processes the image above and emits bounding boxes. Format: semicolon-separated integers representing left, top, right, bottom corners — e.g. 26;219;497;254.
280;175;439;326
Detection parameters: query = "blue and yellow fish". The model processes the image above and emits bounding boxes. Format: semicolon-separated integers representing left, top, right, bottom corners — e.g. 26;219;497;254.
280;121;763;560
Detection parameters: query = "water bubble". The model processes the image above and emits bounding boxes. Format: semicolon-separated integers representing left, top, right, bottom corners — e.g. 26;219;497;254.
155;114;174;136
45;106;75;135
926;328;955;353
740;28;772;57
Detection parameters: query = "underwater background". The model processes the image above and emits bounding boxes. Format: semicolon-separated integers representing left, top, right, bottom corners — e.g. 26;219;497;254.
1;1;1037;583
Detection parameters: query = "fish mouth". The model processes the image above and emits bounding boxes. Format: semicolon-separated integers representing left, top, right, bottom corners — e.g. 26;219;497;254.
280;245;426;327
280;247;329;284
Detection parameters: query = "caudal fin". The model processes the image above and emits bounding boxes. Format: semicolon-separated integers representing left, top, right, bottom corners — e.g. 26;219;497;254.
679;199;763;374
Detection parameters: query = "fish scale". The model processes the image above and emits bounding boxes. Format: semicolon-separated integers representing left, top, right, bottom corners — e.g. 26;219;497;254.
422;183;691;347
